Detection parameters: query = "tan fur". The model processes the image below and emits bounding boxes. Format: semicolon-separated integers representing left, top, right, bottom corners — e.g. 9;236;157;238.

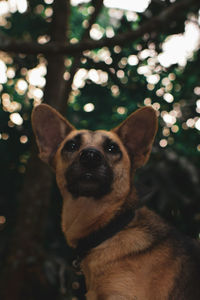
32;104;200;299
82;208;180;299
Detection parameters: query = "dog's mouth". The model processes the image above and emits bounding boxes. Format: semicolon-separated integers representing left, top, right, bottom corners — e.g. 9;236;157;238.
80;172;95;181
78;171;100;188
66;163;113;198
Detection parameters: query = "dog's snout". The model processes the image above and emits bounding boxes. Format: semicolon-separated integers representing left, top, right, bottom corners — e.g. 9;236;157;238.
80;148;103;168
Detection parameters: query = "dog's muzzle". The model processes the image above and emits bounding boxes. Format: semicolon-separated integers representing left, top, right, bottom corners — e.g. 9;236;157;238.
66;148;113;198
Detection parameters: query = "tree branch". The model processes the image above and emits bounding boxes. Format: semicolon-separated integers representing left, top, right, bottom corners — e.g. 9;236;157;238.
0;0;199;56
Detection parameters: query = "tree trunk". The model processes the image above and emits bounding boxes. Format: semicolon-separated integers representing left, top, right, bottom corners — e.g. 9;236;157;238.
44;0;70;113
0;1;70;300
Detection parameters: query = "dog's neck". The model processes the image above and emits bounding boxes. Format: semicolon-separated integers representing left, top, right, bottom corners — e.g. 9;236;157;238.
75;206;135;261
61;186;137;248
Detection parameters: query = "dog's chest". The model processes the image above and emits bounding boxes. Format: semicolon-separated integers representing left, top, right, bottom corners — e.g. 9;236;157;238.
82;243;179;300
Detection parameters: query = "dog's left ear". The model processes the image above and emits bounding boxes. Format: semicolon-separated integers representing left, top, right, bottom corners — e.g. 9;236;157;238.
32;104;74;165
113;107;158;168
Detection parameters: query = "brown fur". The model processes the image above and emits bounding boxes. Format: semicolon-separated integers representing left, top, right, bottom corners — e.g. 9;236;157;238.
32;104;200;299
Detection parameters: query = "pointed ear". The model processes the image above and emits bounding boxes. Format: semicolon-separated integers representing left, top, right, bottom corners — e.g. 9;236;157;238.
31;104;74;164
113;107;158;168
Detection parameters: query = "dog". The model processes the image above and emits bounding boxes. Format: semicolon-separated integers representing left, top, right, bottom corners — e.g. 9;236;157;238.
32;104;200;299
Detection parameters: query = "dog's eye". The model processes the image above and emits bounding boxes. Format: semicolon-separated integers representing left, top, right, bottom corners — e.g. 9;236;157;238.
63;140;79;152
104;141;121;155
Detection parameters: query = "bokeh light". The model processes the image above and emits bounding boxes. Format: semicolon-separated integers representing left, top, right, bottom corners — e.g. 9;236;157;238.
104;0;151;13
83;103;95;112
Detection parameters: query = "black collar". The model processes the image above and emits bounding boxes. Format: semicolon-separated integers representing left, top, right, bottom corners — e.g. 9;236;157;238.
75;207;134;263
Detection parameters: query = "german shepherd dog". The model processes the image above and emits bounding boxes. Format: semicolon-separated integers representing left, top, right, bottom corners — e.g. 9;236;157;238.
32;104;200;299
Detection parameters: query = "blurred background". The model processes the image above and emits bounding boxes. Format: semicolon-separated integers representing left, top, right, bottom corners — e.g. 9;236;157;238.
0;0;200;299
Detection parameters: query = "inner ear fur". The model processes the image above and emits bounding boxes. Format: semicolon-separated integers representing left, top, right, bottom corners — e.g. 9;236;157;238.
31;104;74;165
113;106;158;168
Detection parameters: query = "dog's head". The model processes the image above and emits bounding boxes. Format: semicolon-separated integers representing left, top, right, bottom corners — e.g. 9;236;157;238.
32;104;157;201
32;104;157;245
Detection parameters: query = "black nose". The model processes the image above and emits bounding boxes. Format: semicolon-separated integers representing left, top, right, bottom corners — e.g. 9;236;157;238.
79;148;103;168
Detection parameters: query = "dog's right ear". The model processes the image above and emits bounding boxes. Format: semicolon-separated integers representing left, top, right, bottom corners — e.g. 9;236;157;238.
31;104;74;164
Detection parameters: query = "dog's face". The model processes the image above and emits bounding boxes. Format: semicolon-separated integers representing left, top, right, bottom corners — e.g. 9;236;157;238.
32;104;158;204
59;130;122;198
54;129;132;202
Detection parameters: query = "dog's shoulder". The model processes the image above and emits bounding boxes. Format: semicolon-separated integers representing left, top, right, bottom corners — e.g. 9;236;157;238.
134;206;200;257
133;207;200;298
83;207;200;299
